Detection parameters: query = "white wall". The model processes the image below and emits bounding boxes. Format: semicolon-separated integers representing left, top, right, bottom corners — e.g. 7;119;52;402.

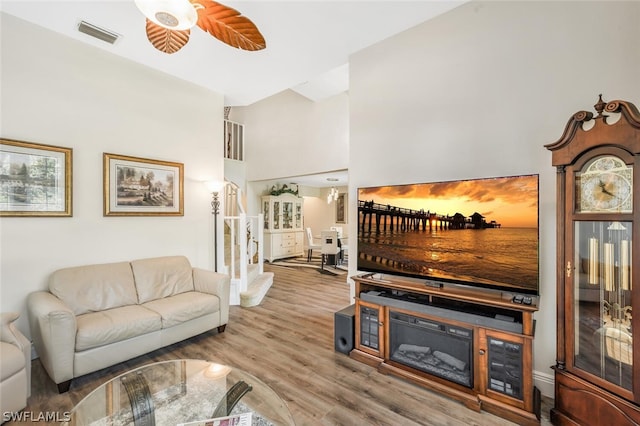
302;187;349;237
348;1;640;397
231;90;349;181
230;88;350;241
0;15;225;338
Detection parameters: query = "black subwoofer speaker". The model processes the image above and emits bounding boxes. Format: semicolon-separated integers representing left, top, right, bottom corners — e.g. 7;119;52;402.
334;304;355;354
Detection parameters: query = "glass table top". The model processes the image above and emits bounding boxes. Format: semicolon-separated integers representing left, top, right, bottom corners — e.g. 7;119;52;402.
65;359;295;426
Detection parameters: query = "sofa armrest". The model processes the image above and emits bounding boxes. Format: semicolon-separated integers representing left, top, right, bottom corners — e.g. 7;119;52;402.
0;312;32;397
26;291;76;385
0;312;23;349
193;269;230;324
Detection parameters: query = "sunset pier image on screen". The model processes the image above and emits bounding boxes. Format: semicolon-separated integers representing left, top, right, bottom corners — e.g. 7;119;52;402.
357;174;539;294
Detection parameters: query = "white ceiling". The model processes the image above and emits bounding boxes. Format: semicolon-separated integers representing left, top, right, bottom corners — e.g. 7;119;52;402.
1;0;465;106
1;0;465;187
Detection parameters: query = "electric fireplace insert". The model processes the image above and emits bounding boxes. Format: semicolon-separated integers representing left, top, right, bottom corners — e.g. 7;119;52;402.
389;311;473;388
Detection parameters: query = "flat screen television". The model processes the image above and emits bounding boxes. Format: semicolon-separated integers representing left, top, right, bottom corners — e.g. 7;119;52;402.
357;174;539;295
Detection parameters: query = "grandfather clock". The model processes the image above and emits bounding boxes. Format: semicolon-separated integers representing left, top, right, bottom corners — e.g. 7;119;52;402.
545;96;640;425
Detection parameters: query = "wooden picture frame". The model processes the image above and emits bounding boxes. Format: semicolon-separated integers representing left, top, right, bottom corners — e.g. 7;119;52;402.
103;153;184;216
0;139;72;217
336;192;346;224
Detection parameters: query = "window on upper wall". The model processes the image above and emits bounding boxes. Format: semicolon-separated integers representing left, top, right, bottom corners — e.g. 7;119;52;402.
224;120;244;161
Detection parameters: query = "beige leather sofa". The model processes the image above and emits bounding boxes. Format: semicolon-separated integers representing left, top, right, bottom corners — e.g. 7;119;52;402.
27;256;229;393
0;312;31;418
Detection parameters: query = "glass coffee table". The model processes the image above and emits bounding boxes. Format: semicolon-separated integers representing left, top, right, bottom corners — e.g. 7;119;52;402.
65;359;295;426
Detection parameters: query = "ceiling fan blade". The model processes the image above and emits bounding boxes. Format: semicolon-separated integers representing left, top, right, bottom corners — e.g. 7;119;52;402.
192;0;266;51
145;19;190;54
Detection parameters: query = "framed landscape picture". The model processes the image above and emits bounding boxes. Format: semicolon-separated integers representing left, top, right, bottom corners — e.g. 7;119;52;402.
0;139;72;217
336;193;346;224
103;153;184;216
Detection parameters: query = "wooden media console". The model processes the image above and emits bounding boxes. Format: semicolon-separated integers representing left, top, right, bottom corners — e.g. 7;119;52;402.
351;273;541;425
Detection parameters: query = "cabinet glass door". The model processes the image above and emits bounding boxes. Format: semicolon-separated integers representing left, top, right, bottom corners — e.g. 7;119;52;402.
273;201;280;230
282;201;293;229
295;201;302;230
263;201;270;230
358;302;383;357
487;335;524;400
573;220;633;391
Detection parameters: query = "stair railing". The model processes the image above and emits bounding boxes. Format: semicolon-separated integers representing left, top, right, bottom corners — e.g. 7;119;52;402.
223;183;264;300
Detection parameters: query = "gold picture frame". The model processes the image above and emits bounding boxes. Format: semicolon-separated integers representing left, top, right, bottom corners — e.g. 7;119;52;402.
103;153;184;216
0;139;72;217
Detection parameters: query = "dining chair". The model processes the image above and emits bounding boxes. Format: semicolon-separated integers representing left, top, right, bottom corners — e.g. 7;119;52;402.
330;226;344;238
305;227;321;262
321;230;341;269
330;227;347;264
339;239;348;264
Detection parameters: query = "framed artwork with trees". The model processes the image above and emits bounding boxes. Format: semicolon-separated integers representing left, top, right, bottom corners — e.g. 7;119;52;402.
103;153;183;216
0;139;72;217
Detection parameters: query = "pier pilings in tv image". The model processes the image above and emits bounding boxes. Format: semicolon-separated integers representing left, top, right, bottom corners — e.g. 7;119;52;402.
359;200;502;233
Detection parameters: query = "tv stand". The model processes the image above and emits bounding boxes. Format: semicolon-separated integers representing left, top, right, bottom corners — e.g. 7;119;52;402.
351;273;540;425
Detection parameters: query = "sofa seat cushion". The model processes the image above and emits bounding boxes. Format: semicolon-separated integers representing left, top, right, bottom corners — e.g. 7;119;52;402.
76;305;161;351
142;291;219;329
0;342;24;380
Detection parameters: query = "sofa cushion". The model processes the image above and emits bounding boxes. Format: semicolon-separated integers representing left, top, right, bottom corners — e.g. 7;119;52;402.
142;292;219;329
0;342;24;380
131;256;195;304
49;262;137;316
75;305;161;351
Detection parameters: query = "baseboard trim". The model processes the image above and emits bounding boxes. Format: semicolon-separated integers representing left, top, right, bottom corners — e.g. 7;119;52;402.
534;369;554;398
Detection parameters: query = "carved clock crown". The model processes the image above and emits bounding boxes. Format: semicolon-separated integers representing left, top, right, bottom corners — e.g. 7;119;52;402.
545;95;640;166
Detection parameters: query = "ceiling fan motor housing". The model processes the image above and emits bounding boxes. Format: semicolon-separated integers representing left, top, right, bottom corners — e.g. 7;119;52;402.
135;0;198;30
155;11;180;28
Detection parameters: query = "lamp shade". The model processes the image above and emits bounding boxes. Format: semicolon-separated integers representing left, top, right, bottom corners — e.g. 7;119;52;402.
134;0;198;30
205;180;224;193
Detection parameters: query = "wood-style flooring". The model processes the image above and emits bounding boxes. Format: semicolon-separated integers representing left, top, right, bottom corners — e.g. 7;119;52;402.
20;263;553;425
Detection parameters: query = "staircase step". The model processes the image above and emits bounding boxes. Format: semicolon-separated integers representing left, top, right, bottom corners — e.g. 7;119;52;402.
246;263;260;283
240;272;274;308
230;263;260;282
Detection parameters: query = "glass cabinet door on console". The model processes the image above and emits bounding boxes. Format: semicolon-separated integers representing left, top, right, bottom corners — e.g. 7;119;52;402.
480;329;533;412
355;300;384;358
546;96;640;425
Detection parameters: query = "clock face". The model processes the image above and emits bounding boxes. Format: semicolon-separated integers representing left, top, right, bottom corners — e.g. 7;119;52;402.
577;156;633;213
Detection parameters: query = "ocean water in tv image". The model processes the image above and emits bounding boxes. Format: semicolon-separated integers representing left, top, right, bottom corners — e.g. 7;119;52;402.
358;226;538;292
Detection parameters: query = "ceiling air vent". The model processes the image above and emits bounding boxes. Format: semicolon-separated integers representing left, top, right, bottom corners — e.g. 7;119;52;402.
77;21;120;45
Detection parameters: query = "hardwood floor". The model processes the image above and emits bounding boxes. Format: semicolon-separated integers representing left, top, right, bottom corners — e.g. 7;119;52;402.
21;263;553;425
